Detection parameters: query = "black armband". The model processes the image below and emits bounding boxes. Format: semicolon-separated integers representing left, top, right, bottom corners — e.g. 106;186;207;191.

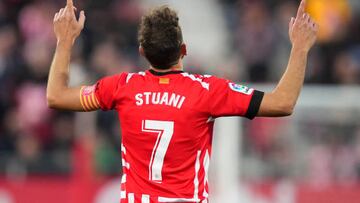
244;90;264;120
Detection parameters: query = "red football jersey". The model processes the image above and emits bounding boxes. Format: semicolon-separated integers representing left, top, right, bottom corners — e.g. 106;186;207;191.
94;69;264;203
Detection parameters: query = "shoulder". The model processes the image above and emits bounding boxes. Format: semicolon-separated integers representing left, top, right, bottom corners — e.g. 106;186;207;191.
99;71;148;86
179;72;219;91
181;72;228;83
96;72;131;92
180;72;231;90
180;73;254;95
99;72;129;82
122;71;150;84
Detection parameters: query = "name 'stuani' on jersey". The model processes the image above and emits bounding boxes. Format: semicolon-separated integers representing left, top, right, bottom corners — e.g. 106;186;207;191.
135;92;186;109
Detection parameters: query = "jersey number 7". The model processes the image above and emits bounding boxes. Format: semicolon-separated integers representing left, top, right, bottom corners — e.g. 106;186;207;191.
141;120;174;182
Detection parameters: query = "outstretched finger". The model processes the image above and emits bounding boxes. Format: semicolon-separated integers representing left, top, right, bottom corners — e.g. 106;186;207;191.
78;10;86;28
59;8;65;17
54;12;59;22
296;0;306;19
289;17;295;27
64;6;72;17
67;0;73;8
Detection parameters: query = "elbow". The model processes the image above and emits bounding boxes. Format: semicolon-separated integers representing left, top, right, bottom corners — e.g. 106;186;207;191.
272;92;295;116
46;93;59;109
278;103;295;116
281;107;294;116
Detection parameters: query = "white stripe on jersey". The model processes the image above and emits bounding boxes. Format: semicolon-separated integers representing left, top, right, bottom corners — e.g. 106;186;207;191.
122;159;130;169
121;143;126;154
121;192;207;203
126;73;134;84
121;144;130;169
193;150;201;202
203;150;210;199
121;174;126;183
120;191;126;199
141;194;150;203
128;193;134;203
181;73;209;90
158;197;201;202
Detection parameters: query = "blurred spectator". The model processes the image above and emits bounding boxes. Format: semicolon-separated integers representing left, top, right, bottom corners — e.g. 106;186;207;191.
18;1;56;44
90;41;133;76
354;129;360;180
307;144;333;187
15;83;51;143
237;1;275;82
333;50;360;84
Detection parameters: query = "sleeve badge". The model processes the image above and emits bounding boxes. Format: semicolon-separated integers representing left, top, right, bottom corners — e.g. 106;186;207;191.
228;83;254;95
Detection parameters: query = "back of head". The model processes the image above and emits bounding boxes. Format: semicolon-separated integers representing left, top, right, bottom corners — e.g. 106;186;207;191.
138;6;183;70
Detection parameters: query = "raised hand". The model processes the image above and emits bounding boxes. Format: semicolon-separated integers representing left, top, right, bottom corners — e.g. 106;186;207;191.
289;0;318;52
53;0;86;44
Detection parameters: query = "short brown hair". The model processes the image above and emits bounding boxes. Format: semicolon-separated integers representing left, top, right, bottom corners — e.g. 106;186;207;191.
138;6;183;70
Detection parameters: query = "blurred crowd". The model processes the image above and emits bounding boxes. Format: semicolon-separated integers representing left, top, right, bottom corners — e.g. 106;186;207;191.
242;113;360;186
222;0;360;83
0;0;141;176
0;0;359;185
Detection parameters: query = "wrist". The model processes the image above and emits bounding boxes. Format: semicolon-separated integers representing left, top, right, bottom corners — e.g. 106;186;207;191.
291;44;310;54
57;39;74;49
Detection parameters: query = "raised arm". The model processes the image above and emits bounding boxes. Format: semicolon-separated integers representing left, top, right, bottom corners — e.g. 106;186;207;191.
257;0;318;117
47;0;97;111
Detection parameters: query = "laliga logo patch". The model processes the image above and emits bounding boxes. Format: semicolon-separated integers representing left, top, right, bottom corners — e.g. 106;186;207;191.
229;83;253;95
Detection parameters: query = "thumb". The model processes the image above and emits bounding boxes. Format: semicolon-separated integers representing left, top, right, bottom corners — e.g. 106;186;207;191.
78;10;86;28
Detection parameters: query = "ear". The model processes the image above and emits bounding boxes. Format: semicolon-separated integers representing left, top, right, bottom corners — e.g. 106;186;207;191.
139;46;145;57
180;44;187;58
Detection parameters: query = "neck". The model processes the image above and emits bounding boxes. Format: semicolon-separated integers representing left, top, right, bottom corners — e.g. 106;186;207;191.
150;61;183;72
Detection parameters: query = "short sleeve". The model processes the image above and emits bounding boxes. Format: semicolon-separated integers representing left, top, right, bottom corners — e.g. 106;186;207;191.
207;77;264;119
94;73;128;111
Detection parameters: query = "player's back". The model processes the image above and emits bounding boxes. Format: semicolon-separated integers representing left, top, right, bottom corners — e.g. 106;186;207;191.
94;69;262;203
117;70;212;203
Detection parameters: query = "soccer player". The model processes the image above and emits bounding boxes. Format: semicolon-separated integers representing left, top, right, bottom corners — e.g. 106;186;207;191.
47;0;317;202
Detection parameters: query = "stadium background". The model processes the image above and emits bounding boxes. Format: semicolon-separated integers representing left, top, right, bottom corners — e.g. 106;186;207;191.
0;0;360;202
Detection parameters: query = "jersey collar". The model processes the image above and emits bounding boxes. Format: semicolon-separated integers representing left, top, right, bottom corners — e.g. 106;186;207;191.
148;69;184;76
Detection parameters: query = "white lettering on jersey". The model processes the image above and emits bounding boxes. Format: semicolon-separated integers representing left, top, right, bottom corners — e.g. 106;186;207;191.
144;92;151;104
135;94;143;106
169;94;181;108
177;96;186;109
142;194;150;203
159;92;169;106
181;73;210;90
135;92;186;109
151;92;161;104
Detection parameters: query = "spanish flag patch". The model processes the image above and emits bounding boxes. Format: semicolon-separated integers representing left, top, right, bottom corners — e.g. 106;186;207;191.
159;78;170;84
